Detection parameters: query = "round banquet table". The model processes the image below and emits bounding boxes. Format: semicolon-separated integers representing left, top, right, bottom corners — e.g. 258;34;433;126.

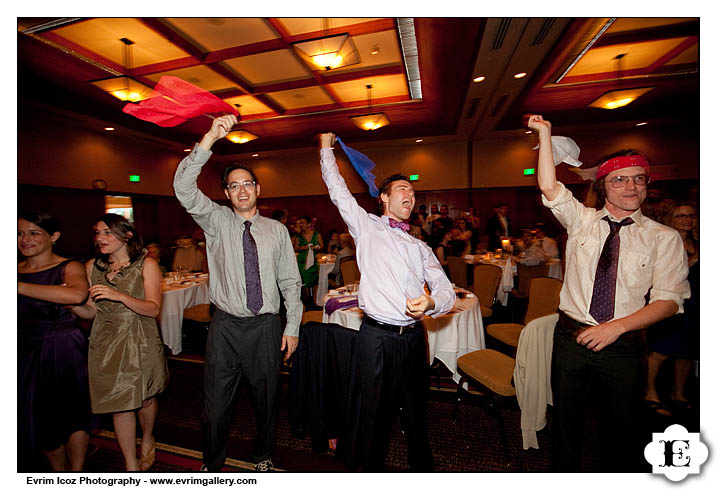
322;289;485;383
159;275;210;354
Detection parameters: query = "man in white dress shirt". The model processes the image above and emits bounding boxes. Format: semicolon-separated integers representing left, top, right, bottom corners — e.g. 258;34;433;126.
528;115;689;471
319;133;455;471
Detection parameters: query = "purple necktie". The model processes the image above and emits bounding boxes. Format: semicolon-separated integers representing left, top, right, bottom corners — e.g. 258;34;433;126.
243;221;263;314
388;217;410;232
588;216;634;324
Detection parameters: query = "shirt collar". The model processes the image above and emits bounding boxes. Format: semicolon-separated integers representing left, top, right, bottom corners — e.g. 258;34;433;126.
597;207;646;227
238;210;260;225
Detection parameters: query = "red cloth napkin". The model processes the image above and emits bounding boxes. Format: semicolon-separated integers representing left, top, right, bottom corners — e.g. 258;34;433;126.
122;76;238;127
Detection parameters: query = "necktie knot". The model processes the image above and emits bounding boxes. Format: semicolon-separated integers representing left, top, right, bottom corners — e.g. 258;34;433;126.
604;216;634;233
388;217;410;232
245;221;251;230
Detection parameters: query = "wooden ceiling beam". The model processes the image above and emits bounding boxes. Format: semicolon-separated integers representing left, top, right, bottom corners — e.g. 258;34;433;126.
593;20;699;48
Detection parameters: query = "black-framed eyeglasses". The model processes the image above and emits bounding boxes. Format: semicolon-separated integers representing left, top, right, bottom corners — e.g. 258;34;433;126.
226;181;256;192
607;175;650;188
674;213;697;220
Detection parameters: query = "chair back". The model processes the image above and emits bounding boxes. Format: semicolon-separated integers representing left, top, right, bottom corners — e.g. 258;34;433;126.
340;259;361;285
515;262;550;297
447;256;469;288
524;277;563;324
473;264;502;311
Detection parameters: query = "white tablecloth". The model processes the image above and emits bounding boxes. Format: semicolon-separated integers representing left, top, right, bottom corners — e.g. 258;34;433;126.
315;261;336;306
322;290;485;383
159;278;210;355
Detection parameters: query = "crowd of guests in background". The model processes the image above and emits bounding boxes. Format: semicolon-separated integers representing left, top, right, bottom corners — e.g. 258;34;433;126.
18;186;698;471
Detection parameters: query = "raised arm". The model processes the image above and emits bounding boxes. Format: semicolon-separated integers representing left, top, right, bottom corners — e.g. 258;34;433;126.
527;115;561;201
318;133;370;238
174;114;238;232
18;260;89;305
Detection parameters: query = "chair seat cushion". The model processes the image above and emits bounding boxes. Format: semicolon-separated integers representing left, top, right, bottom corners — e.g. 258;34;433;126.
301;310;324;325
486;323;524;347
183;303;212;322
457;349;515;396
480;305;493;318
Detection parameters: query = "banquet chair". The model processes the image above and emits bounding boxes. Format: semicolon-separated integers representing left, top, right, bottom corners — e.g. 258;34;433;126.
340;259;361;285
454;314;558;463
182;303;213;354
447;256;469;289
329;255;356;288
511;263;550;300
302;309;324;325
473;264;502;319
487;277;562;352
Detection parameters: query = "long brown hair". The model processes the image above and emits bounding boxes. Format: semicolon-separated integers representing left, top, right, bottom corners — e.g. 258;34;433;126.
94;213;144;271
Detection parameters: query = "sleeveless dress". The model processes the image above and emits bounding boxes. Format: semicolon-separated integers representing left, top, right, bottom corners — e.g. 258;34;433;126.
18;259;93;463
297;232;320;286
88;252;169;413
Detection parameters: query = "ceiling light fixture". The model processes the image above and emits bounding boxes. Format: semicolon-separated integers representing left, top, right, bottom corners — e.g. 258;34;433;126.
636;122;648;126
514;72;527;79
105;127;115;131
416;139;423;143
292;19;360;71
589;87;654;110
473;76;486;83
371;44;380;55
91;38;154;102
224;105;258;144
350;85;390;131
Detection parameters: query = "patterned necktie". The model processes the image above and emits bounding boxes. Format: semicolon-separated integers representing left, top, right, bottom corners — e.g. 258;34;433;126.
388;217;410;232
243;221;263;314
588;216;634;324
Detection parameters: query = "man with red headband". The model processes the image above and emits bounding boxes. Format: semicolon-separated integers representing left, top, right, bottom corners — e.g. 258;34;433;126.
527;115;690;471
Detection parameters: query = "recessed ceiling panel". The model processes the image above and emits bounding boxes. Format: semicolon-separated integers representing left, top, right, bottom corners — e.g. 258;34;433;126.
145;66;237;92
665;43;698;65
330;74;408;103
222;95;274;116
607;18;697;33
323;31;402;73
278;18;384;36
566;38;690;77
266;86;334;109
163;18;279;51
51;18;190;66
225;50;311;84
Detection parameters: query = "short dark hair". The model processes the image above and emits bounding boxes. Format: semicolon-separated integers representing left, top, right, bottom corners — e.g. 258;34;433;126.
94;213;144;271
380;173;410;196
18;210;60;235
222;164;258;188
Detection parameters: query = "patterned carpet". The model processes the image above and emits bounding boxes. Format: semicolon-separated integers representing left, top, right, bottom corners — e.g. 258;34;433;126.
76;354;698;473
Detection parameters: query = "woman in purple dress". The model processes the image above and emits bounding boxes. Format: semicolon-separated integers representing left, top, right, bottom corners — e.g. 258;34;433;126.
18;211;92;471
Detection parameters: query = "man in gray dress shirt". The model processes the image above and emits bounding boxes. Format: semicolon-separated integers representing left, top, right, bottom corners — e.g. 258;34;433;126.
174;114;302;472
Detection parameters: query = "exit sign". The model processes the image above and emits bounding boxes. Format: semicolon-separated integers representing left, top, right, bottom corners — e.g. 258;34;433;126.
129;175;140;182
523;168;535;175
409;174;419;181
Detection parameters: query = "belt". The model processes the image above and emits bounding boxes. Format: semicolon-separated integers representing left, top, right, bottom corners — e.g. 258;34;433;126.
363;316;420;335
557;310;644;344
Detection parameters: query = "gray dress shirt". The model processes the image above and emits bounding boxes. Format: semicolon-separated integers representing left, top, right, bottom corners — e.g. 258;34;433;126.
173;144;303;337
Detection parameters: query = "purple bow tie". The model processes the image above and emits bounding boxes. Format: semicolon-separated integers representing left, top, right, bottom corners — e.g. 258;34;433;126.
388;217;410;232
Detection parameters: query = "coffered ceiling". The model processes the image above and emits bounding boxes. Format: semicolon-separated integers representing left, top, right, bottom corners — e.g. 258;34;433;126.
17;17;698;154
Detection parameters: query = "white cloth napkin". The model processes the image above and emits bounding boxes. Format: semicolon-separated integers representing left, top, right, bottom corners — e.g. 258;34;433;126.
502;258;513;288
533;136;582;167
305;244;314;269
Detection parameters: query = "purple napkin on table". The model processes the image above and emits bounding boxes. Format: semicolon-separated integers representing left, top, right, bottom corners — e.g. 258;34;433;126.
324;296;359;316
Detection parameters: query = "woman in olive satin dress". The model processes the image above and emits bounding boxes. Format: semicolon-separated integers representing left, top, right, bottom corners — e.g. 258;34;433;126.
71;214;168;471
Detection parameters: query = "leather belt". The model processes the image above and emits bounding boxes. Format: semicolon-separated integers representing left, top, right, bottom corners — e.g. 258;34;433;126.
363;316;420;335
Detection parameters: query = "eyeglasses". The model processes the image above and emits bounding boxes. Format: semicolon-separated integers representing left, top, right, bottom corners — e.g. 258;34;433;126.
226;181;256;192
674;214;697;220
607;175;650;188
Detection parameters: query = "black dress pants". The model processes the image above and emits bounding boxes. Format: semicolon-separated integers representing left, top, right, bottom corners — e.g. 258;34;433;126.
201;309;283;470
355;320;434;471
551;313;645;472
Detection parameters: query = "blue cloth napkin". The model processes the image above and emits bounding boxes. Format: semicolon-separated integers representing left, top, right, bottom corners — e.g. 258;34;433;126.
336;137;380;197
